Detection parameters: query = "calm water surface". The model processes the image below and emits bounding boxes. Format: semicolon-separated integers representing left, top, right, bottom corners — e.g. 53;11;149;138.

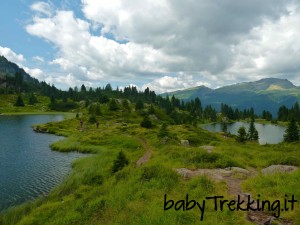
0;115;83;211
202;122;286;144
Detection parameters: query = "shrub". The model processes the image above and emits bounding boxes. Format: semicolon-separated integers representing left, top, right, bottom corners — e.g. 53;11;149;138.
83;174;103;186
112;151;129;174
140;115;152;128
157;123;169;138
88;114;97;124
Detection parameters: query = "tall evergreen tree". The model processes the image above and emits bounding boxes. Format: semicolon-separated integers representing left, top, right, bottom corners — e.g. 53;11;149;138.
222;122;228;134
247;117;259;141
15;95;25;107
284;119;299;142
28;93;38;105
135;99;144;111
81;84;86;92
122;99;130;111
109;99;119;111
140;115;152;128
95;103;101;115
278;105;289;121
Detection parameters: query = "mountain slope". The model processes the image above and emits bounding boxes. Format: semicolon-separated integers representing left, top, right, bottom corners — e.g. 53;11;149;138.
162;78;300;115
0;56;37;82
0;56;40;92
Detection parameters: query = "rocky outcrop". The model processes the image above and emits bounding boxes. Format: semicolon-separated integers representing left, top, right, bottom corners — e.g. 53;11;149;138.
261;165;298;175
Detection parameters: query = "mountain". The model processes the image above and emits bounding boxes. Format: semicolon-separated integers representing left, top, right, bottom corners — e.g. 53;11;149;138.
161;78;300;116
0;56;37;81
0;56;40;92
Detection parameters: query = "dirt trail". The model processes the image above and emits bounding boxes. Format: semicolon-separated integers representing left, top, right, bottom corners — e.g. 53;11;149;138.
136;138;151;167
176;167;294;225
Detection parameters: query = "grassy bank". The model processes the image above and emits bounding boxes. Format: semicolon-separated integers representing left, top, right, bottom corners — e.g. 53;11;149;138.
0;101;299;225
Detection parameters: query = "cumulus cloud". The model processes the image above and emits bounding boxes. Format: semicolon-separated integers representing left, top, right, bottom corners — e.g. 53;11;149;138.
24;0;300;91
0;46;48;82
142;73;211;93
24;67;44;80
0;46;25;65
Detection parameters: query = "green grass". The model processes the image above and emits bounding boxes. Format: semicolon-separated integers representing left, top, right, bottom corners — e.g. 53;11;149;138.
1;100;300;225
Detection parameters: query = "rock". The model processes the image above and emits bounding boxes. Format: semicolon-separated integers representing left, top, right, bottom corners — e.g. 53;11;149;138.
149;114;158;120
176;168;190;179
180;140;189;146
200;145;215;153
261;165;298;175
225;167;250;175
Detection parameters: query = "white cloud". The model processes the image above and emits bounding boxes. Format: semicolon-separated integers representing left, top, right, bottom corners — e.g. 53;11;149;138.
0;46;48;81
0;46;25;65
45;73;92;89
24;67;44;80
30;2;53;17
24;0;300;92
26;10;183;86
142;73;211;94
32;56;45;63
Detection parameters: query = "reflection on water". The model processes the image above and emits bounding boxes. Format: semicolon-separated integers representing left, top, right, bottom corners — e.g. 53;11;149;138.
202;122;286;144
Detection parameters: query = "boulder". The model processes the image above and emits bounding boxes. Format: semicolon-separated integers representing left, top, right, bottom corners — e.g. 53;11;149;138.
261;165;298;175
180;140;189;146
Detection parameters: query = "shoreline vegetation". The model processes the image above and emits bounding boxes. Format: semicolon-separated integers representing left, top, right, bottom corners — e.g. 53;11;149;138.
1;102;300;225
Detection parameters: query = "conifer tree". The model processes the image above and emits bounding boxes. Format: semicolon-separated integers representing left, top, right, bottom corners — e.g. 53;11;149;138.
236;126;247;143
140;115;152;128
135;99;144;111
248;117;259;141
157;123;169;138
15;95;25;107
222;122;228;134
95;103;101;115
28;93;38;105
109;99;119;111
122;99;131;112
284;119;299;142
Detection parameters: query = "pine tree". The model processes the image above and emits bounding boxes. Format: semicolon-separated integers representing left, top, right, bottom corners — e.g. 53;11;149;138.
248;117;259;141
236;126;247;143
122;99;131;112
81;84;86;92
284;119;299;142
28;93;38;105
221;122;228;134
49;96;55;109
109;99;119;111
135;99;144;110
95;103;101;115
157;123;169;138
15;95;25;107
140;115;152;128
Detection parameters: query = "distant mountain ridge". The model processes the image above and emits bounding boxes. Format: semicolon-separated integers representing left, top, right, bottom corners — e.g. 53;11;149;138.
0;56;35;81
161;78;300;115
0;56;43;93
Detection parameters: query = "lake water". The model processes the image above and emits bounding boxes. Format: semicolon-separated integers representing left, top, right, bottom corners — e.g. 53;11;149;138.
0;115;83;211
201;121;286;144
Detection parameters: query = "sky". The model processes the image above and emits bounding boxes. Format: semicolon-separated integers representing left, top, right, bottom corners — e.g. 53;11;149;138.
1;0;300;93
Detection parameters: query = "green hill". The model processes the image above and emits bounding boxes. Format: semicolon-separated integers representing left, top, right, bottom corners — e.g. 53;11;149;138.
162;78;300;115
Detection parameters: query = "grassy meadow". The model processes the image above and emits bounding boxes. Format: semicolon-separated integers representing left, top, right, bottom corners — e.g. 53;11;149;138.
0;96;299;225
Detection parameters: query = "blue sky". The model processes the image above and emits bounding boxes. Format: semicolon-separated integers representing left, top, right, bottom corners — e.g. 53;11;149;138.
1;0;300;92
